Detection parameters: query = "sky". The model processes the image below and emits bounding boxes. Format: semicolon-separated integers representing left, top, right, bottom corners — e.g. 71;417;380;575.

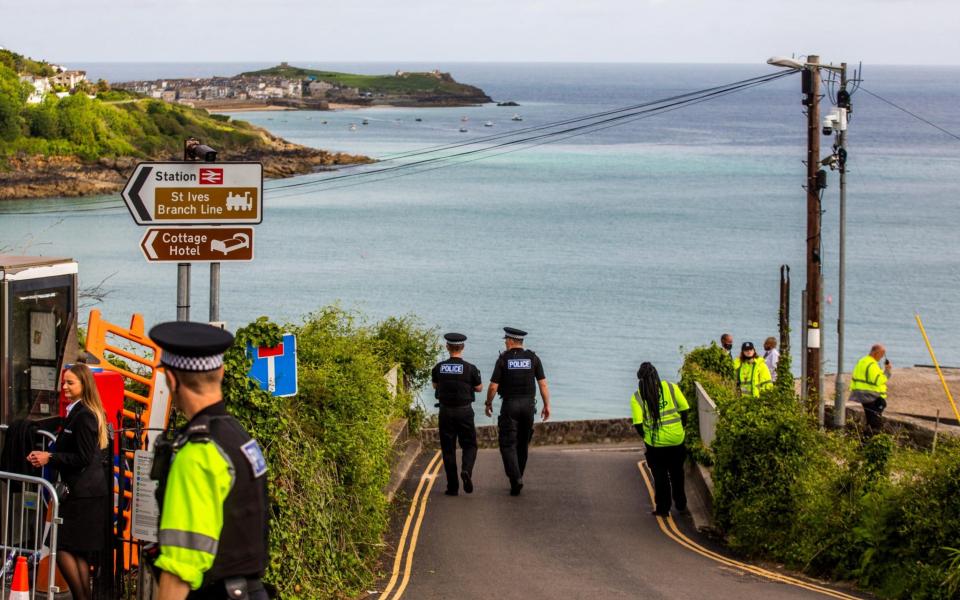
2;0;959;65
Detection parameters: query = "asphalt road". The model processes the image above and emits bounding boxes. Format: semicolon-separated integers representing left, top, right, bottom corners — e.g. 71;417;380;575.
380;446;863;600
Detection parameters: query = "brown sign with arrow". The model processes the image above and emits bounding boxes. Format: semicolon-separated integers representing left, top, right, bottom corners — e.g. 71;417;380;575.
140;227;254;262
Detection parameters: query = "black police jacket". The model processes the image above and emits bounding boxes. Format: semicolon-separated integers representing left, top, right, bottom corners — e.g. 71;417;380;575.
163;402;269;586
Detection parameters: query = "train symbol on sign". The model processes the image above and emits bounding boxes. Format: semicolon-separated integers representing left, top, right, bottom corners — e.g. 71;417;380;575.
226;191;253;211
199;168;223;184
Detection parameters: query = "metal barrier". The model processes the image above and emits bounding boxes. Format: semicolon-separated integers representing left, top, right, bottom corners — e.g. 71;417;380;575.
0;471;60;600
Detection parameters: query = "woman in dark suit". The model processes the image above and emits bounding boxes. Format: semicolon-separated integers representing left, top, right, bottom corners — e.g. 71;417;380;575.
27;364;110;600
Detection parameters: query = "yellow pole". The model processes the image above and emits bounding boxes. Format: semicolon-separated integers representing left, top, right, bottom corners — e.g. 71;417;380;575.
915;313;960;424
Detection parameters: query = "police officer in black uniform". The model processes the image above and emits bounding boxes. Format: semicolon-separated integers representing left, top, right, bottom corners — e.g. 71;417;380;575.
485;327;551;496
431;333;482;496
148;322;270;600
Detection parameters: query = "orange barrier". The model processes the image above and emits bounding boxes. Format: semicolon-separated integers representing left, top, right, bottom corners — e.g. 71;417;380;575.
85;309;171;570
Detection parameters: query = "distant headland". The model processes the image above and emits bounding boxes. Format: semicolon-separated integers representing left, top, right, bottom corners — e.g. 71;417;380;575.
112;62;494;111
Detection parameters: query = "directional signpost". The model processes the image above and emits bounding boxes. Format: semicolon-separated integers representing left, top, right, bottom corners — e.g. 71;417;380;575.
123;159;264;321
140;227;255;262
122;162;263;225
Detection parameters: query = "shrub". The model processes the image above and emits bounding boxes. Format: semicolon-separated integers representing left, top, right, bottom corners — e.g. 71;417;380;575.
221;308;439;599
683;341;960;598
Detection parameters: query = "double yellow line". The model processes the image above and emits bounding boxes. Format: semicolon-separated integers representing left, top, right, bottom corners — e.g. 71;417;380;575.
380;450;443;600
636;461;863;600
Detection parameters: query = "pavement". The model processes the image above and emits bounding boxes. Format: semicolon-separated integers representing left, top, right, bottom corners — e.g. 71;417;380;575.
373;446;866;600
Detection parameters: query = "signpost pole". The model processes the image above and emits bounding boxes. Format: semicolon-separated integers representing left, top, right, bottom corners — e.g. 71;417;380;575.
177;263;190;321
210;262;221;322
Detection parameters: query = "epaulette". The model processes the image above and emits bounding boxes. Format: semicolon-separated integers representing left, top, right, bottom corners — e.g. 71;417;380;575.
173;415;215;448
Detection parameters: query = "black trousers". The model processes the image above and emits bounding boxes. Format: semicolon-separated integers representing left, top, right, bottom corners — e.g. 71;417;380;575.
188;579;269;600
862;396;887;434
438;405;478;492
645;443;687;514
498;398;535;482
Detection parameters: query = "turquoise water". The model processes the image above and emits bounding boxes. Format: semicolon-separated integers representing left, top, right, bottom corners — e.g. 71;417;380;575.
3;63;959;420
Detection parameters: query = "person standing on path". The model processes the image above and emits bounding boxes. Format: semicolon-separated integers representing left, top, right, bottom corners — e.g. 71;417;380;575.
27;364;111;600
431;333;482;496
763;337;780;382
149;322;270;600
733;341;773;397
631;362;690;517
849;344;892;435
485;327;551;496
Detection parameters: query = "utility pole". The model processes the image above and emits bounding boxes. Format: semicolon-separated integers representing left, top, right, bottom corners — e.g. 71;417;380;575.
834;63;849;427
804;55;823;409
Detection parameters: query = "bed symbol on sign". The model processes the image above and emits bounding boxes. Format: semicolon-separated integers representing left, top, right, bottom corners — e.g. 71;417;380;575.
247;334;298;397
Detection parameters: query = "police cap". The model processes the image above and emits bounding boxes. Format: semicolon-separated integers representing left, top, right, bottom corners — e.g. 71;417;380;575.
149;321;235;372
503;327;527;340
444;332;467;345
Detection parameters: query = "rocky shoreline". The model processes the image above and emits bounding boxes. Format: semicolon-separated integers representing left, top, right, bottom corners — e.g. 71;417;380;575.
0;138;371;201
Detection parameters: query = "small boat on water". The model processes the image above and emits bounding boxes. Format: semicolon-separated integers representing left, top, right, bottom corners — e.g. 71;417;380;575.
362;119;369;125
461;116;469;122
415;117;423;122
349;124;357;131
459;127;468;133
484;121;494;127
511;114;523;121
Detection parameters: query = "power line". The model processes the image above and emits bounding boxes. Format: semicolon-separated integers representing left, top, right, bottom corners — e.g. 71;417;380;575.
860;87;960;142
279;74;793;197
265;70;795;193
266;70;796;198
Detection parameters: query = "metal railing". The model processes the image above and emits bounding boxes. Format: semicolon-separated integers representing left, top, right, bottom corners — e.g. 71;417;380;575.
0;471;60;600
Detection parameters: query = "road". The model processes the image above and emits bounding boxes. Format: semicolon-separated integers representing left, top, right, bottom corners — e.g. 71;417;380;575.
377;446;864;600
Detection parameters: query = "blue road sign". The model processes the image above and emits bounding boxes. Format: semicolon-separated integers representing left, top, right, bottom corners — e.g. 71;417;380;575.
247;334;298;397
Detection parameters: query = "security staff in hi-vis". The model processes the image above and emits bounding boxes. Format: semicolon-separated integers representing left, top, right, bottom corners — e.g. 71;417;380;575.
431;333;482;496
485;327;551;496
148;322;270;600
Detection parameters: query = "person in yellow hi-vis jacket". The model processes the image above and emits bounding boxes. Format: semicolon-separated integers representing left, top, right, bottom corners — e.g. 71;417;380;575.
149;322;269;600
631;362;690;517
733;341;773;398
849;344;892;435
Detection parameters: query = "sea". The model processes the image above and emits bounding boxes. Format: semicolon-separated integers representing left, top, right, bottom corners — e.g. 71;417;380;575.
2;62;959;421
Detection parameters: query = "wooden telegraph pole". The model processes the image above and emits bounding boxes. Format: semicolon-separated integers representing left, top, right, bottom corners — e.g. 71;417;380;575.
804;56;823;409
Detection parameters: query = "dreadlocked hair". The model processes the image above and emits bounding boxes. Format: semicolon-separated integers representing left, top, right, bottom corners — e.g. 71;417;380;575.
637;362;663;444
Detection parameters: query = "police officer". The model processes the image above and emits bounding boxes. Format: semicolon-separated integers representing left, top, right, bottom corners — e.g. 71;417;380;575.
431;333;482;496
733;341;773;398
485;327;551;496
149;322;269;600
850;344;892;435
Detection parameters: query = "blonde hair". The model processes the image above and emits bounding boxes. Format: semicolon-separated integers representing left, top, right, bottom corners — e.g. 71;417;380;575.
67;364;109;449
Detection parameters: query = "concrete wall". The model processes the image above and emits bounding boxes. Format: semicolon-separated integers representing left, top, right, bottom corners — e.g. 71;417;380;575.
695;382;718;448
421;417;637;450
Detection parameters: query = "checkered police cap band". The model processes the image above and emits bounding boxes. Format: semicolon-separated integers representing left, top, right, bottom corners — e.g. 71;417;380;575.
160;351;225;372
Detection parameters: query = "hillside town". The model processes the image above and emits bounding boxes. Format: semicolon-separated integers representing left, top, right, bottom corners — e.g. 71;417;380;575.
17;64;90;104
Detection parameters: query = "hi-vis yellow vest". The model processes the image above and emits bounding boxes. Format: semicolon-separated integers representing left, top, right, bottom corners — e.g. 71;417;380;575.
630;381;689;447
850;355;887;399
733;357;772;398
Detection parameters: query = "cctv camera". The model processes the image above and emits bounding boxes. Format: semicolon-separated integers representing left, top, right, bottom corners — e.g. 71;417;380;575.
822;117;834;136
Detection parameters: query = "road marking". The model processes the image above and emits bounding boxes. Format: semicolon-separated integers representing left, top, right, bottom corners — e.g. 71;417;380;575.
381;451;442;600
636;461;863;600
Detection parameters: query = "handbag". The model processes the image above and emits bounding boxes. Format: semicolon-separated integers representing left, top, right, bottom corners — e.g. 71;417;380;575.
54;480;70;502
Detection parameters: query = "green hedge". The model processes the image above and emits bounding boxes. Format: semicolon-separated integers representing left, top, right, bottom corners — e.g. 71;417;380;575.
222;307;439;599
683;344;960;598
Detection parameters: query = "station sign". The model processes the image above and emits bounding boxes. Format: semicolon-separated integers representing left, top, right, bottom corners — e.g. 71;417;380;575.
122;162;263;225
140;227;254;262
